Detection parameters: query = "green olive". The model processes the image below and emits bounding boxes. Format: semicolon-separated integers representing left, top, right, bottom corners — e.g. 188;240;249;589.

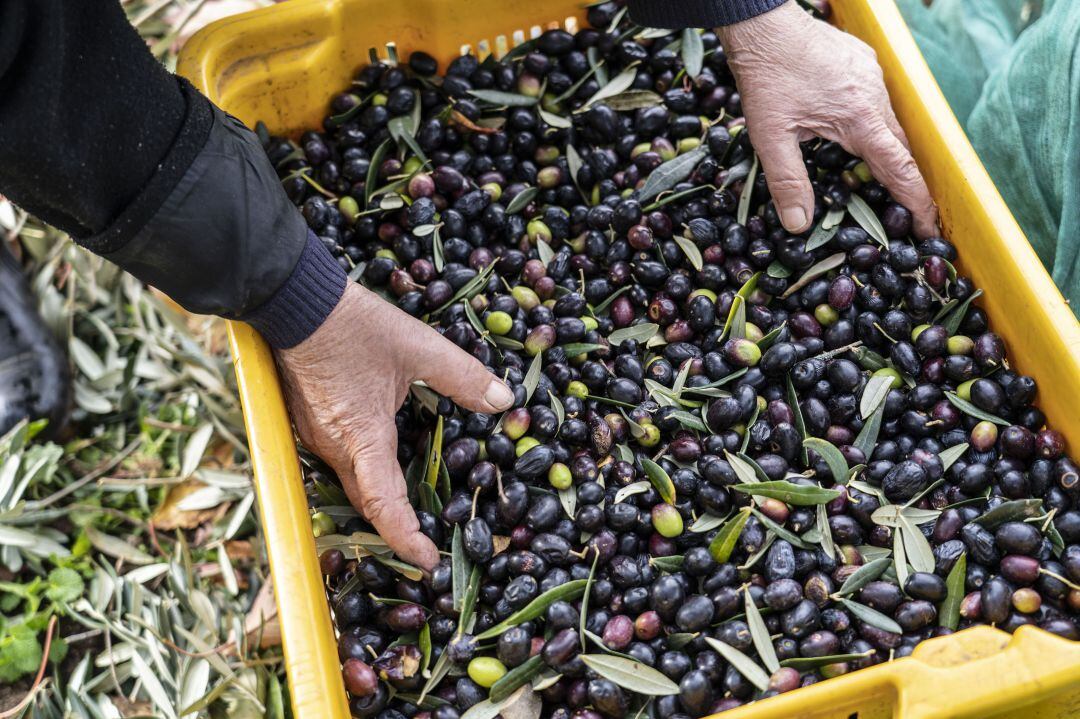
548;462;572;490
467;656;507;688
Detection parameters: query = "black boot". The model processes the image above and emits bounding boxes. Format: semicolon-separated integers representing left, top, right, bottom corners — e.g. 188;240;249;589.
0;241;71;437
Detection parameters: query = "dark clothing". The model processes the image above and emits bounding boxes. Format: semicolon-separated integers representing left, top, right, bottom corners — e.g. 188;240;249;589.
0;0;774;349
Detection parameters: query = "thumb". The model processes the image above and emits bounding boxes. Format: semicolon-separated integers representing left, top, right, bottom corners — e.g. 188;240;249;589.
756;129;815;233
410;325;514;414
344;442;440;573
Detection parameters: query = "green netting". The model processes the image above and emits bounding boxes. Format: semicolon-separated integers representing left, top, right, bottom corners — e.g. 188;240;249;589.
896;0;1079;312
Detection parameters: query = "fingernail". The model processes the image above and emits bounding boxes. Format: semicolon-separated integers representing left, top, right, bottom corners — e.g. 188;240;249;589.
484;379;514;410
780;206;807;231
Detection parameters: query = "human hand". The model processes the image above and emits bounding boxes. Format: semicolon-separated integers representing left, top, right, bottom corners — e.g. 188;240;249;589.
275;282;514;572
717;0;938;237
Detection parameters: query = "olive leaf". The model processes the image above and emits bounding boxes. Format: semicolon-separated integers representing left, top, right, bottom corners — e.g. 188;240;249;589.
860;375;894;420
432;228;446;272
532;671;562;691
939;552;967;630
720;272;760;341
637;146;708;202
785;375;809;459
938;442;969;472
840;598;902;634
592;286;632;315
938;289;983;335
847;194;889;247
744;588;780;672
803;437;849;485
944;392;1008;425
723;450;759;485
420;645;453;703
650;555;684;572
476;580;589;640
580;64;638;110
449;524;470;608
365;139;392;206
537;108;572;129
614;481;651;504
804;218;841;252
822;207;846;229
468;89;540;106
640;458;676;504
900;517;935;573
733;480;841;505
666;633;699;650
579;655;680;695
523;353;543;405
461;685;540;719
751;507;812;549
536;239;555;266
608;323;660;345
492;335;525;350
419;622;433;677
674;235;704;271
703;638;770;692
435;261;498;314
836;556;892;596
506;187;540;215
736;153;760;226
708;507;751;562
580;552;600;651
566;144;585;195
489;655;545;703
756;321;787;352
780;651;874;670
562;343;605;358
870;505;941;527
689;511;729;533
603;90;664;111
681;28;704;77
558;486;577;520
974;498;1044;529
817;502;836;559
767;260;793;278
780;252;846;299
458;564;483;635
853;403;885;458
893;523;911;588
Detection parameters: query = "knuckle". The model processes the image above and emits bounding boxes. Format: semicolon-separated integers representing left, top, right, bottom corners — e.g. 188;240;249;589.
766;175;810;194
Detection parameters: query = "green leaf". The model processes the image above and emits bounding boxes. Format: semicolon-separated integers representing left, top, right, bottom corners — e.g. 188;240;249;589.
938;442;969;472
419;649;452;704
744;588;779;672
780;651;875;670
468;89;540;106
681;28;704;77
689;511;729;533
939;289;983;335
767;261;793;278
703;638;770;692
733;480;841;505
756;321;787;351
419;622;433;677
614;480;651;504
638;146;708;202
506;186;539;216
751;507;812;549
666;633;699;650
736;153;759;226
939;552;967;630
538;107;572;129
45;567;84;603
944;392;1008;425
708;507;751;562
580;552;600;651
847;194;889;247
523;353;543;405
816;502;836;559
840;598;902;634
860;375;894;420
489;655;545;703
549;391;565;430
579;655;680;695
974;498;1044;529
723;450;759;485
458;565;483;636
853;403;885;458
900;517;935;573
592;286;632;315
537;239;555;266
580;64;638;109
426;414;445;492
674;235;704;271
804;218;841;252
476;580;589;640
786;375;809;459
558;486;577;520
640;458;676;504
561;343;605;358
669;410;709;432
452;525;470;612
608;323;660;345
649;555;685;573
780;252;846;299
803;437;849;484
603;90;664;111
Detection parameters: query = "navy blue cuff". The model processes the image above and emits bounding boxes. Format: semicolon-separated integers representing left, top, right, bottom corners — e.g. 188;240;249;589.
627;0;787;28
239;231;347;349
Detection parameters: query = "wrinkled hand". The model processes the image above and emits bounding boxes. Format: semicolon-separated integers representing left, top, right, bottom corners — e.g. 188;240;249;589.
275;283;514;572
717;0;937;237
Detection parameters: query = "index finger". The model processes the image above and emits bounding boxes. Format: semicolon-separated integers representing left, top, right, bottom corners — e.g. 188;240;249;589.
848;117;939;239
345;440;440;572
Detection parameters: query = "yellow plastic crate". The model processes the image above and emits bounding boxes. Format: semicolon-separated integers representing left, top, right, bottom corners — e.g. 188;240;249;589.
177;1;1080;717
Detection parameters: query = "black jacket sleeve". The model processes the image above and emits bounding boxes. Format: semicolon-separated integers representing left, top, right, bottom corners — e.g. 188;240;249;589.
0;0;345;349
627;0;786;28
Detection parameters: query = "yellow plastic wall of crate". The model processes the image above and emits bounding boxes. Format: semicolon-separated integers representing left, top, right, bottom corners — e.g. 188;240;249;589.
177;1;1080;717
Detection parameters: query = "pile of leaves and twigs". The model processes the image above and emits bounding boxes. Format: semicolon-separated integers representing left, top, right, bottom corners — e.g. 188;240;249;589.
0;2;285;718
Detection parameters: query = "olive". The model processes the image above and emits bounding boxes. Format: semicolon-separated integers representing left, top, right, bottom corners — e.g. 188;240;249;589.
995;521;1043;556
463;518;494;563
904;572;948;602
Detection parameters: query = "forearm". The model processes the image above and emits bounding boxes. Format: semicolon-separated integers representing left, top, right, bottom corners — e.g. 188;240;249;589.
0;0;344;348
627;0;787;28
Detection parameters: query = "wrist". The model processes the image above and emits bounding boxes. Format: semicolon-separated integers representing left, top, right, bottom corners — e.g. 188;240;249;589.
716;0;810;55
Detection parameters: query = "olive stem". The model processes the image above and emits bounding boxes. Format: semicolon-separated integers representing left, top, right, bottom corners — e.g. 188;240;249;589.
471;486;481;520
807;340;864;363
1039;567;1080;592
872;323;898;344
